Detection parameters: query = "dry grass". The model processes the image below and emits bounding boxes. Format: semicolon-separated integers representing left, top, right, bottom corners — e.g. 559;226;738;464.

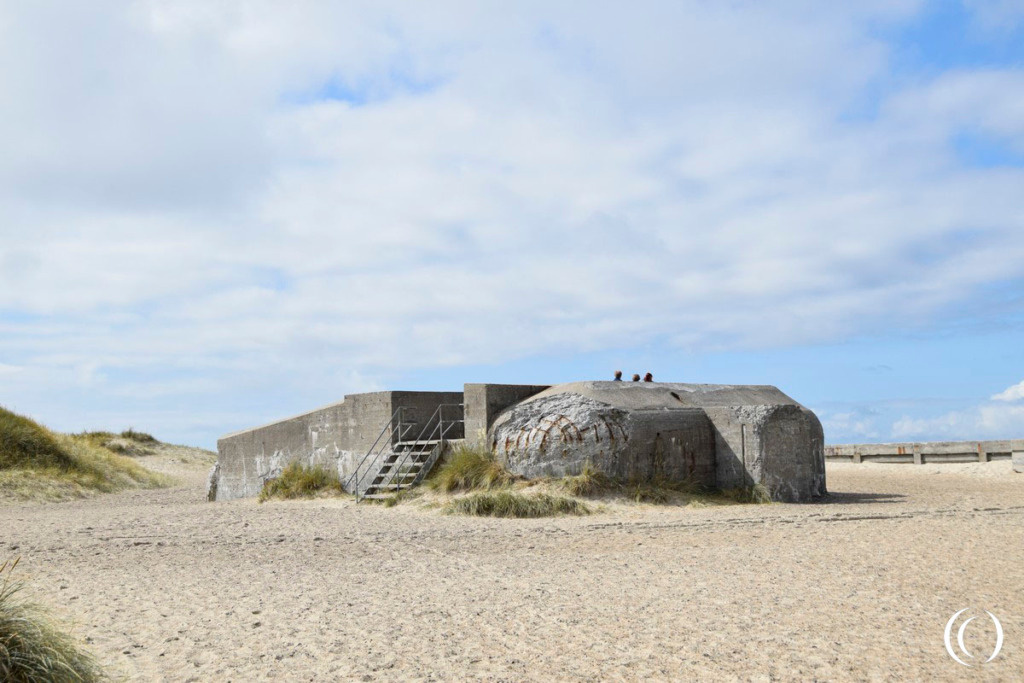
408;451;772;514
428;444;515;493
560;462;704;503
721;483;773;504
561;461;614;497
559;461;772;506
0;407;170;502
119;428;156;444
76;429;157;457
258;462;345;502
0;557;105;682
446;491;591;518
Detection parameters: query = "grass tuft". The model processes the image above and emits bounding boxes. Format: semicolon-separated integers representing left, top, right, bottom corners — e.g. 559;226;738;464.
625;478;705;503
119;428;156;444
446;491;591;518
428;444;515;493
0;409;77;472
722;483;773;504
0;557;105;682
258;462;345;502
561;462;614;497
76;429;157;457
560;462;705;504
0;407;169;501
559;462;774;506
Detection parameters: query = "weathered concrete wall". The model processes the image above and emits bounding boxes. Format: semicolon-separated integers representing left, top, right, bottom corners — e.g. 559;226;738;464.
392;391;464;442
825;440;1018;464
759;405;826;502
216;381;830;502
1013;440;1024;473
214;391;461;501
489;391;717;484
488;381;824;501
464;383;549;447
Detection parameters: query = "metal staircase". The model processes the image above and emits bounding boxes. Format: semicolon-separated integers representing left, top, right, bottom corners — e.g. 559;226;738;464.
346;403;463;501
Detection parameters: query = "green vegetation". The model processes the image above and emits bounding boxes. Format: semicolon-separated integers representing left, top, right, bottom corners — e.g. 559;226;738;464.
427;444;515;493
560;461;614;497
0;407;169;502
419;450;772;514
446;491;590;518
258;462;345;502
75;429;157;457
0;557;105;682
119;428;156;444
560;461;772;505
560;461;704;503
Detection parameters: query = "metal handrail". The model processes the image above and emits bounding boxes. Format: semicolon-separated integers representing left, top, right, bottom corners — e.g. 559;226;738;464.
346;406;409;494
384;403;464;494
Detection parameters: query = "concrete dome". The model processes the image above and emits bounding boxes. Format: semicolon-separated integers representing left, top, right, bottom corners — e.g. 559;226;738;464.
489;381;826;501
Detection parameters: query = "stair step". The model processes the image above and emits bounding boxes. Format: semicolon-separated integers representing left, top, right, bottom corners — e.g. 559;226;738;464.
362;494;395;500
379;462;423;471
384;454;429;462
371;476;417;486
374;468;416;476
367;484;414;491
381;459;421;466
396;439;442;448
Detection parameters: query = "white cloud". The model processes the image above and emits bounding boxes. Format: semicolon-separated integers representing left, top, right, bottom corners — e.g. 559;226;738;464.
891;378;1024;440
1;1;1023;444
892;402;1024;440
0;363;23;375
991;379;1024;402
820;410;882;441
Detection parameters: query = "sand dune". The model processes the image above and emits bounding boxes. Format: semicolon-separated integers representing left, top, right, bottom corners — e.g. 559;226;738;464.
2;453;1021;681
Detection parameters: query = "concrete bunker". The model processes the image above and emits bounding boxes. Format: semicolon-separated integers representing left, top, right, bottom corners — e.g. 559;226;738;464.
212;380;825;503
488;382;826;502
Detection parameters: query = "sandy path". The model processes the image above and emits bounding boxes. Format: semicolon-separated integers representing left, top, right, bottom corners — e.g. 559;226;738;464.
2;457;1022;681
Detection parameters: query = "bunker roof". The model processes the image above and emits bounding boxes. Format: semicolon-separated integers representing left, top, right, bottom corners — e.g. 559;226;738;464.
524;381;803;411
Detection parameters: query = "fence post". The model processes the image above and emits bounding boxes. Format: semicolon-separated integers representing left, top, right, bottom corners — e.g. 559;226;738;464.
978;443;988;463
913;443;922;465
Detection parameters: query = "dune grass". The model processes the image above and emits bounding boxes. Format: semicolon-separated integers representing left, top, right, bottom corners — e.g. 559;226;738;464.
0;407;170;502
0;557;105;682
446;491;591;518
75;429;157;457
258;462;345;502
560;461;705;503
427;444;515;493
561;461;614;497
560;461;772;505
365;447;772;514
119;428;156;444
722;483;773;504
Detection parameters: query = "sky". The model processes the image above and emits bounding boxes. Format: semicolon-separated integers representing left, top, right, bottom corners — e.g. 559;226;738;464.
1;0;1023;449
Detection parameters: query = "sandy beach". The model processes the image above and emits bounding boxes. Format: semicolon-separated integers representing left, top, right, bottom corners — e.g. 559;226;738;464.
2;453;1022;681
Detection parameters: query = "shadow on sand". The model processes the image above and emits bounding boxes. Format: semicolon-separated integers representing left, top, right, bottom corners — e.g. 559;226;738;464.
820;491;907;504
